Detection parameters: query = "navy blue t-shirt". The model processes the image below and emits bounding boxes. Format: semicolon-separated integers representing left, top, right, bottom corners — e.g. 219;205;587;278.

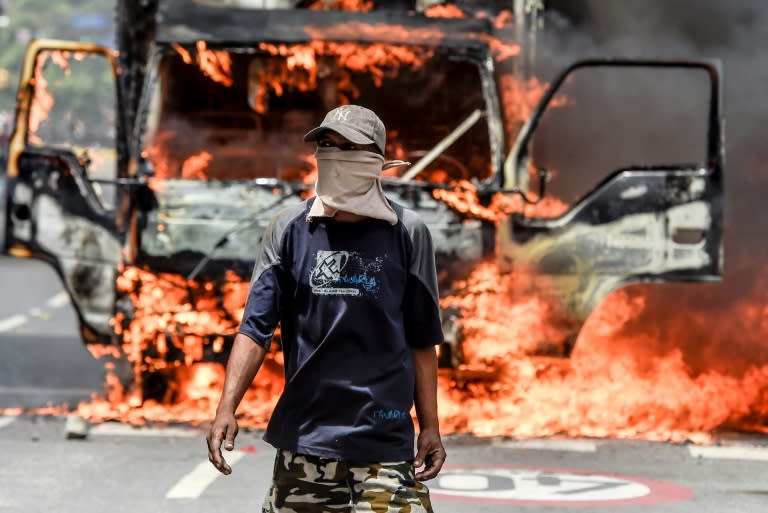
238;198;444;462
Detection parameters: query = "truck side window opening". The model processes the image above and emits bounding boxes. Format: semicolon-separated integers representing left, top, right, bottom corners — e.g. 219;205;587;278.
28;50;118;209
529;67;709;215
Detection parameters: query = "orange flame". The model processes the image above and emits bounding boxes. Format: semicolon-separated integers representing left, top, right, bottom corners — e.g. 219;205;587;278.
493;10;514;30
172;41;234;87
171;43;193;64
424;4;467;18
485;36;521;62
308;0;373;11
141;130;176;180
28;51;62;145
181;151;213;180
197;41;233;87
431;179;568;222
500;75;565;135
66;265;284;426
255;42;435;107
251;44;319;113
60;258;768;439
29;50;106;145
305;23;446;47
113;266;247;374
435;262;768;441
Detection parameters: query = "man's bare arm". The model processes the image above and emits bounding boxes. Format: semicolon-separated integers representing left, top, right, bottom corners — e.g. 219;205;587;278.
411;345;446;481
206;333;268;475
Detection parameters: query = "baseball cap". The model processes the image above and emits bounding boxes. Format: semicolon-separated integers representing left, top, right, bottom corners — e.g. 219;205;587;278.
303;105;386;155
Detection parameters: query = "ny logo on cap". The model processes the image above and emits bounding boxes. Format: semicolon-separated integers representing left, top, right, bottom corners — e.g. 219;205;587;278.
331;107;351;122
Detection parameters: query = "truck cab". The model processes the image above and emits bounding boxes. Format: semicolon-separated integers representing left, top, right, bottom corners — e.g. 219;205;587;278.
0;1;723;388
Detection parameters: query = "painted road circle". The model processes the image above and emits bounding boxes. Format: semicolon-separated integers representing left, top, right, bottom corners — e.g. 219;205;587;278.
430;466;692;506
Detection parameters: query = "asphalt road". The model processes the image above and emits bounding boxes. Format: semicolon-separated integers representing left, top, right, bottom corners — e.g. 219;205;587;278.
1;255;767;513
0;257;106;409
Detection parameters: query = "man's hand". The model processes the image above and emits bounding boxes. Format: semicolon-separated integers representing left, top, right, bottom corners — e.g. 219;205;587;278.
206;334;267;475
206;411;239;475
414;428;446;481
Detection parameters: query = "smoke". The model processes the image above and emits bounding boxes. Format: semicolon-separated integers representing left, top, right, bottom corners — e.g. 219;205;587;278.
536;0;768;374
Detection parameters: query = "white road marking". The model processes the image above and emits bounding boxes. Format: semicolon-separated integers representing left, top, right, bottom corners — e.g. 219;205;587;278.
166;452;247;499
689;445;768;462
492;438;597;453
0;293;68;333
0;416;17;429
0;315;28;333
89;423;200;438
45;292;70;309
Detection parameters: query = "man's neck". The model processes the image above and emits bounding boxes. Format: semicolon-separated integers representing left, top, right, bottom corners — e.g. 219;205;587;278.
334;211;368;222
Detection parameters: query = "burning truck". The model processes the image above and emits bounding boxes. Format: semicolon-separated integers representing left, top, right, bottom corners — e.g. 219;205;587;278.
0;0;724;422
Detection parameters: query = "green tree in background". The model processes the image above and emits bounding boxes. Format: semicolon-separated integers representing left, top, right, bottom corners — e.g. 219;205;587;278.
0;0;114;113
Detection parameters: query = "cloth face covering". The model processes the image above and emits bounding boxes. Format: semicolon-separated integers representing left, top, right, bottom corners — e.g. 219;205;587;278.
309;147;398;225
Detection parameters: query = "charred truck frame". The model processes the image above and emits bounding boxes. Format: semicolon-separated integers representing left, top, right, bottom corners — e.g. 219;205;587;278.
0;1;723;390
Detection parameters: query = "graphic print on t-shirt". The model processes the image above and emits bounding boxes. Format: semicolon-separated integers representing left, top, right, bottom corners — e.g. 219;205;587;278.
310;250;383;296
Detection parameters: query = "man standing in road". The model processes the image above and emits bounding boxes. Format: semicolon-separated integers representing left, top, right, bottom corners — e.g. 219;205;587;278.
207;104;446;512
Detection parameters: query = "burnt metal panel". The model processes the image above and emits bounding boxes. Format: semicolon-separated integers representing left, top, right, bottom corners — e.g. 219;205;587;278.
138;179;485;283
7;149;122;343
500;166;722;325
156;2;493;47
139;181;305;277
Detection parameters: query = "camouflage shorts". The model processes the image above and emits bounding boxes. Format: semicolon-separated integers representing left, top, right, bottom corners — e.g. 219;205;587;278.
262;449;434;513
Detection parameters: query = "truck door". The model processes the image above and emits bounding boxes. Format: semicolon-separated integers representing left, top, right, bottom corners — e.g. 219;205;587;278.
498;60;724;355
2;40;124;345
